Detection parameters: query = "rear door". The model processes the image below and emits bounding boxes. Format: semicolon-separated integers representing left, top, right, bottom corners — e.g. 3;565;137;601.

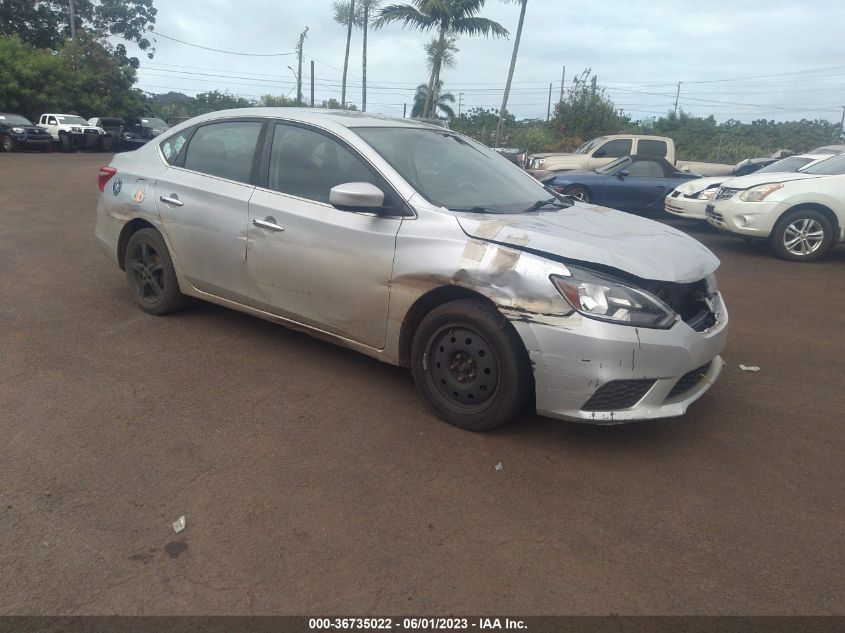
153;119;265;304
246;121;403;349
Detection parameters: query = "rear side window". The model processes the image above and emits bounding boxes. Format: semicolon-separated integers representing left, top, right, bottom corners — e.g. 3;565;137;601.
160;130;191;165
628;160;665;178
637;139;668;157
593;139;631;158
267;123;377;203
182;121;262;183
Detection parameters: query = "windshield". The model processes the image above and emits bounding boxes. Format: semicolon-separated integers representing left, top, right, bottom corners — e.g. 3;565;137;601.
575;137;604;154
355;127;565;214
0;114;33;125
801;153;845;175
756;156;813;173
142;118;168;128
595;156;631;174
57;115;88;125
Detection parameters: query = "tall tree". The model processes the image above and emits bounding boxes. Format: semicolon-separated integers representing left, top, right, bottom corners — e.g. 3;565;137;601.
411;80;455;119
333;0;380;111
374;0;508;118
332;0;356;108
0;0;157;63
360;0;381;112
495;0;527;145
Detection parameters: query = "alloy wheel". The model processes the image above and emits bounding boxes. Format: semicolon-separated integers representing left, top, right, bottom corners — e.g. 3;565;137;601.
783;218;825;256
128;240;165;304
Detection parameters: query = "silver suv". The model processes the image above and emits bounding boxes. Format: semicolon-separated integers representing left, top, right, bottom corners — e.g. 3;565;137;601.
95;109;728;431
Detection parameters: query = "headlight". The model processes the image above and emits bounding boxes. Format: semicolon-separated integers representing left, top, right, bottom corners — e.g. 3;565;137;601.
696;189;716;200
11;127;24;133
537;159;546;167
551;267;677;329
739;183;783;202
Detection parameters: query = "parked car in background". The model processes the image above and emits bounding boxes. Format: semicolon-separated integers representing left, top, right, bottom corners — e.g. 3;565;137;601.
95;109;727;430
665;153;833;221
0;113;52;152
526;134;733;179
88;117;125;148
706;152;845;261
732;157;779;177
124;116;170;141
542;155;701;214
37;113;109;151
491;147;527;168
808;144;845;155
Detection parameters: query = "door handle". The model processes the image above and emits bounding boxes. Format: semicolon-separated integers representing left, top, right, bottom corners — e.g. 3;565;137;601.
253;217;285;232
159;195;184;206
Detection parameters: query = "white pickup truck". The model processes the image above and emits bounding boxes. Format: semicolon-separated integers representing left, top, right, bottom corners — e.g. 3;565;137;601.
37;113;110;151
527;134;733;178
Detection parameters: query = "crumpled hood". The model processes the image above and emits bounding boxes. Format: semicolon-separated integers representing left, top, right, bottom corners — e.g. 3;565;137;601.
455;204;719;283
721;171;824;190
675;176;726;196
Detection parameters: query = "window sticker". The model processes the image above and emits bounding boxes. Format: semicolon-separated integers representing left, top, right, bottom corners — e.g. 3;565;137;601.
162;143;172;159
173;135;186;154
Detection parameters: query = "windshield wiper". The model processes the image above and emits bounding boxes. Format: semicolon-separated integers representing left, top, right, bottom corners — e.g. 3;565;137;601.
521;197;571;213
449;206;500;214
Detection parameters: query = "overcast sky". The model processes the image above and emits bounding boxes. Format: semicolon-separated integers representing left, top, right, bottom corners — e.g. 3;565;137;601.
124;0;845;124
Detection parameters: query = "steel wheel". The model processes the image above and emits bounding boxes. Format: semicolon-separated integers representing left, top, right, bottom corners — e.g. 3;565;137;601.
566;186;590;203
426;325;500;413
782;218;825;256
128;240;165;305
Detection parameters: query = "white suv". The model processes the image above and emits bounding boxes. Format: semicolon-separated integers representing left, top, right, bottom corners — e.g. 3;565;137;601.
706;153;845;261
38;113;108;150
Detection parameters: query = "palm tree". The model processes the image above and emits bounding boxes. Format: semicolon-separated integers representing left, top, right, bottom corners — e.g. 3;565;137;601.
375;0;508;118
424;35;459;73
412;81;455;120
361;0;382;112
334;0;381;111
332;0;357;108
495;0;527;145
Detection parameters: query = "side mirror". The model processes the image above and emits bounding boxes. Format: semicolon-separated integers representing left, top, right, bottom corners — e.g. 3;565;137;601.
593;150;607;158
617;169;630;178
329;182;385;210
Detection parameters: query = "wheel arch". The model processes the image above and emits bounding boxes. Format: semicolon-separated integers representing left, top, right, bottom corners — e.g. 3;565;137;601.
563;183;593;200
397;285;501;368
776;202;841;239
117;218;157;270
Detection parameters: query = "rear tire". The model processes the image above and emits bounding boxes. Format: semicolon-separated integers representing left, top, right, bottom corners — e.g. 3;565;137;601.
410;299;532;431
41;142;52;153
124;228;190;315
769;208;834;262
565;186;591;203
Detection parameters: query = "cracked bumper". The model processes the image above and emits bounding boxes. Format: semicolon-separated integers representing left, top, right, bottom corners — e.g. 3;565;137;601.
512;294;728;424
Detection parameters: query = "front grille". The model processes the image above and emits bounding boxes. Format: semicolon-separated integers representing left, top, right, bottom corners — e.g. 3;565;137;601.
666;362;712;400
706;208;725;225
582;379;656;411
715;187;740;201
84;128;99;134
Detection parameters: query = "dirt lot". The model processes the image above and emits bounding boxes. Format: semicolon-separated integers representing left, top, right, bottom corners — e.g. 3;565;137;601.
1;151;843;615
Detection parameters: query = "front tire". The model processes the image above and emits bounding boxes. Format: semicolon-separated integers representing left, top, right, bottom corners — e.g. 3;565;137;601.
124;228;190;315
769;208;834;262
565;186;591;203
1;135;14;152
410;299;532;431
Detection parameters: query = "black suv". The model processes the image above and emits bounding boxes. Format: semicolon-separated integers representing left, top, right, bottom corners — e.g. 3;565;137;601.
0;113;52;152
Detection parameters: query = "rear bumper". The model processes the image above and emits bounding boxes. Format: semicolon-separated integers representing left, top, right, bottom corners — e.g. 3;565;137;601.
512;293;728;424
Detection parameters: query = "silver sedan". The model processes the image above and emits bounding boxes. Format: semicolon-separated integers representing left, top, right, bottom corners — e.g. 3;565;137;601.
95;108;728;431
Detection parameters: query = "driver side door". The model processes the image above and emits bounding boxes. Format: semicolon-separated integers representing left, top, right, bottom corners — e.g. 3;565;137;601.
246;122;404;349
602;159;672;213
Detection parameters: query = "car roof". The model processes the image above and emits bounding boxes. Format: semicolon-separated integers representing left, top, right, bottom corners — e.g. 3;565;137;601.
183;108;440;131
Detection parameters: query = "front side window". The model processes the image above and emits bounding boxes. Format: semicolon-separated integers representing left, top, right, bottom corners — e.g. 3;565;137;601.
182;121;262;183
267;123;377;204
593;139;632;158
637;139;668;158
355;127;564;214
48;117;57;125
628;160;665;178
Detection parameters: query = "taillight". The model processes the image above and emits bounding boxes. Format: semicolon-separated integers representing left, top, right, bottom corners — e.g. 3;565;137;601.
98;166;117;193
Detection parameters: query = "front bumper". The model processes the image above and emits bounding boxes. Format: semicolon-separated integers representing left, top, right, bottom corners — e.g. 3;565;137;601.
705;199;779;237
664;194;708;220
513;293;728;424
9;133;51;149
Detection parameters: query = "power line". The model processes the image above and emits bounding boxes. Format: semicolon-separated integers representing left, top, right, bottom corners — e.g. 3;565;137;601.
153;31;296;57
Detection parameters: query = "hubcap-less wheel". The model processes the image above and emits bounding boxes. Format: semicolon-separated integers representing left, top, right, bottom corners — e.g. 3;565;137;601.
567;187;590;203
427;326;499;409
2;137;13;152
783;218;825;256
128;241;165;305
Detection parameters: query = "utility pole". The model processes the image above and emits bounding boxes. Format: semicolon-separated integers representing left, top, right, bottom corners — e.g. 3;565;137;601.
362;1;369;112
68;0;76;39
673;81;681;116
559;65;565;102
839;105;845;139
590;75;597;99
458;92;463;117
310;60;315;107
403;103;407;118
546;83;552;122
296;27;309;105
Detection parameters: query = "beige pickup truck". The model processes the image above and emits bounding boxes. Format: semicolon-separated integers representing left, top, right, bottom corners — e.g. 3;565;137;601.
527;134;733;179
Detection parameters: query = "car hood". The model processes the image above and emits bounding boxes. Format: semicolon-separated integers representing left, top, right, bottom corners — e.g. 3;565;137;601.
674;176;725;195
455;204;719;283
721;171;825;190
